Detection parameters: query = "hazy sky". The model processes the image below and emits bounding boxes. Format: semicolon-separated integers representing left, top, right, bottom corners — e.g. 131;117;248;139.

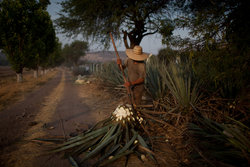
47;0;187;54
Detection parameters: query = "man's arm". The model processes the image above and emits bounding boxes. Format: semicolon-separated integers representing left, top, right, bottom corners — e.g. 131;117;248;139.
124;78;144;87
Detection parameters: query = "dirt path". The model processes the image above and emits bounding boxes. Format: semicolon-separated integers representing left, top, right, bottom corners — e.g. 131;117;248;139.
0;68;124;167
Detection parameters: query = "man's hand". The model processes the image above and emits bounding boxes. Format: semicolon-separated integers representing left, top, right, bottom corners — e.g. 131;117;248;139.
117;59;123;70
124;81;131;87
117;59;122;65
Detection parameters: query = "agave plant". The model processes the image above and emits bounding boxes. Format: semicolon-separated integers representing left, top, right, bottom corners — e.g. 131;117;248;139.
146;55;201;109
145;55;168;100
95;62;125;86
40;105;155;166
188;112;250;167
162;59;201;109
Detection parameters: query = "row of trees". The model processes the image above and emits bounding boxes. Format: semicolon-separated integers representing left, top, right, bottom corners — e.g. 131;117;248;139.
0;0;63;82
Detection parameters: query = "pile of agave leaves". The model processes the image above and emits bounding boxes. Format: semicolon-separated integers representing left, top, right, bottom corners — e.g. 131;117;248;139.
38;104;156;167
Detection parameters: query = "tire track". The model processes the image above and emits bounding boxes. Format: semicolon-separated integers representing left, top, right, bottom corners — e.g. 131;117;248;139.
4;70;66;167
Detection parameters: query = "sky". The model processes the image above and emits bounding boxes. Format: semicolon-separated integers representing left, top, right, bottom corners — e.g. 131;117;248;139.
47;0;187;55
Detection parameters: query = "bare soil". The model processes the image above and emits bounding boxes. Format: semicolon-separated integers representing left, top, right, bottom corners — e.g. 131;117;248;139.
0;68;181;167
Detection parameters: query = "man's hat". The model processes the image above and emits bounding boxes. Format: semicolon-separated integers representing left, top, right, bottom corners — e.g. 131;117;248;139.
125;45;149;61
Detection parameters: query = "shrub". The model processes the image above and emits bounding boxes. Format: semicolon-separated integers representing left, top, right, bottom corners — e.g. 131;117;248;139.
193;46;250;98
72;66;90;76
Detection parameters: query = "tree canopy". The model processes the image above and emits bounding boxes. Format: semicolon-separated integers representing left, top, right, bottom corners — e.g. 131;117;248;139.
168;0;250;98
174;0;250;51
62;40;88;66
26;5;56;71
0;0;58;81
56;0;174;49
0;0;33;74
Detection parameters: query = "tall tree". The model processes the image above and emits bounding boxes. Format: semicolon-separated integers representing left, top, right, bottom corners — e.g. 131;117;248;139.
0;0;33;82
62;40;88;67
47;39;64;68
27;6;56;78
56;0;174;49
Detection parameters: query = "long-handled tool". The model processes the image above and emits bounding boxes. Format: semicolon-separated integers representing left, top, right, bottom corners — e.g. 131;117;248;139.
109;32;136;107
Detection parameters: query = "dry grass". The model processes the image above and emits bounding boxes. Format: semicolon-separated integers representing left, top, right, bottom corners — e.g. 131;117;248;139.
0;69;58;111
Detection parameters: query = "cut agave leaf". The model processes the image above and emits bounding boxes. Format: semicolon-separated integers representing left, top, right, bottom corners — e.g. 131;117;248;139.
72;135;104;156
58;124;112;147
94;144;121;166
80;131;121;163
68;156;79;167
117;132;137;155
50;128;109;153
99;123;119;144
99;150;134;167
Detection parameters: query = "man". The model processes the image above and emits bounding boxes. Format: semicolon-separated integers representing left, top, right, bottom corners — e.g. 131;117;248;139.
117;45;148;105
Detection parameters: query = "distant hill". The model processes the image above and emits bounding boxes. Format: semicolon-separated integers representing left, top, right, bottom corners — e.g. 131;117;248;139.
80;51;127;63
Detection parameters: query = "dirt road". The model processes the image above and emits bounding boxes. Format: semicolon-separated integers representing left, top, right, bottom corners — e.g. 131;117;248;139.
0;68;121;167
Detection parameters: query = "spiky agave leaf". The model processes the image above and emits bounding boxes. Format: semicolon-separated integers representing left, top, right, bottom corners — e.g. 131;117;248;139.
145;56;168;100
96;62;126;86
162;60;201;109
188;115;250;166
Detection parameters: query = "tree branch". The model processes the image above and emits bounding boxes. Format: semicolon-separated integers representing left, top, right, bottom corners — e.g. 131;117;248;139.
122;30;129;49
142;29;158;37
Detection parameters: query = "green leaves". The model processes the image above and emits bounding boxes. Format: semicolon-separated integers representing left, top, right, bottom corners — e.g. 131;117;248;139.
145;55;168;100
163;60;201;108
146;54;201;109
62;40;88;67
56;0;173;48
96;62;125;86
0;0;57;78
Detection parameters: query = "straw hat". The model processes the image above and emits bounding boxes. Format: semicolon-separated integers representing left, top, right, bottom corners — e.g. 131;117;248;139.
125;45;148;61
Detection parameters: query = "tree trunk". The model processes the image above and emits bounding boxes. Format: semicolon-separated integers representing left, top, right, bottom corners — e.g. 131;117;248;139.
122;30;130;49
124;31;142;49
40;69;44;76
33;69;38;78
16;73;23;83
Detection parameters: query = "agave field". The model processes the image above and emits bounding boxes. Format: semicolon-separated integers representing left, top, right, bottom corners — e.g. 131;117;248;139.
37;54;249;167
94;54;249;166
